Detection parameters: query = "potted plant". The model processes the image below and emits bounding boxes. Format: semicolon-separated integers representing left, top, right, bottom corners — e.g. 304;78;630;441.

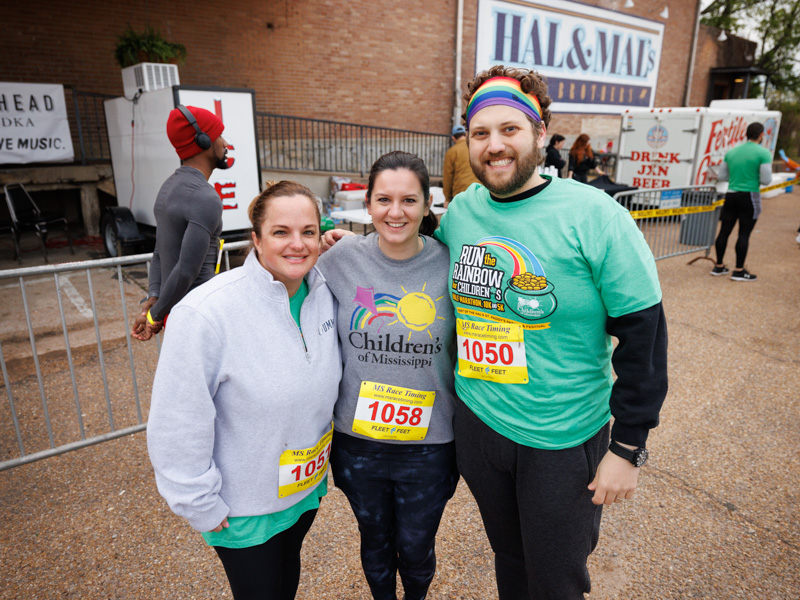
114;26;187;68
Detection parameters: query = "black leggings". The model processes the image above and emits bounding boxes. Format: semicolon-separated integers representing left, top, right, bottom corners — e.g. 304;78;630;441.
715;191;759;269
213;509;317;600
330;433;459;600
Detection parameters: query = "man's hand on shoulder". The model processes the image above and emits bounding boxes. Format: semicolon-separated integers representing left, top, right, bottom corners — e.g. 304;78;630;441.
321;229;356;253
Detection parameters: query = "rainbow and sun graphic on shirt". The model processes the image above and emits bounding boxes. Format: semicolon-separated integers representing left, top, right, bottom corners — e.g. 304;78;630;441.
350;283;446;339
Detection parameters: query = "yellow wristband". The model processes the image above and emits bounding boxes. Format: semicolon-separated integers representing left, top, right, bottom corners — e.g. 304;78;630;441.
146;310;156;325
215;238;225;274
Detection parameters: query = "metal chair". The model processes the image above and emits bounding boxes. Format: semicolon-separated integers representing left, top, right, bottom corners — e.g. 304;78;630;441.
3;183;74;263
0;219;22;263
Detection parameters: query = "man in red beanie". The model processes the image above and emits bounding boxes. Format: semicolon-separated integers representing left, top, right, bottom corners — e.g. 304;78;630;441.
132;105;229;341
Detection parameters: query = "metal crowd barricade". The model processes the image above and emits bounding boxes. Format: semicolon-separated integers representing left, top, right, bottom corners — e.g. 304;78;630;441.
256;112;450;178
613;185;721;261
0;240;250;472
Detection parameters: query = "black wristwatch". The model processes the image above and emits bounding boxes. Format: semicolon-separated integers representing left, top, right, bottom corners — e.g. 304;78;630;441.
608;440;649;467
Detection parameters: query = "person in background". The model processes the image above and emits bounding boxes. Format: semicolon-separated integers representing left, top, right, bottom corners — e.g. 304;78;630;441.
317;151;459;600
434;64;668;599
544;133;566;176
568;133;604;182
131;105;228;341
147;181;341;600
710;122;773;282
442;124;480;207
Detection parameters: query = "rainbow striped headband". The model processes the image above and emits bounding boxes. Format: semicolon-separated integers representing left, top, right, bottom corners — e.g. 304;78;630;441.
466;76;542;128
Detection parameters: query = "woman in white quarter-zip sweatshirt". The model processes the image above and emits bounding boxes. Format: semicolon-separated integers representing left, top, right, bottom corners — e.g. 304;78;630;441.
147;181;341;600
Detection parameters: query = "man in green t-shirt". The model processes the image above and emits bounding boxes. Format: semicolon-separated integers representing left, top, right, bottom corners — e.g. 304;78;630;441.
433;65;668;599
711;122;773;281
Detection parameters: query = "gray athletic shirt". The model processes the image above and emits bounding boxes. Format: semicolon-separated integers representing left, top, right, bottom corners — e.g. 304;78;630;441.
148;166;223;321
316;233;456;444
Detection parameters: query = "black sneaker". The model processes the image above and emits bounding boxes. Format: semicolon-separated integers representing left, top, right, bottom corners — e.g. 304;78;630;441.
731;269;757;282
710;265;729;276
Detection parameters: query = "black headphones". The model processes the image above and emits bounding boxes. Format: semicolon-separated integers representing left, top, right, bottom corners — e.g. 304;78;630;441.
176;104;212;151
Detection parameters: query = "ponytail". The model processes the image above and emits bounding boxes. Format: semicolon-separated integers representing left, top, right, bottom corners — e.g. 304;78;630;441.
420;211;438;237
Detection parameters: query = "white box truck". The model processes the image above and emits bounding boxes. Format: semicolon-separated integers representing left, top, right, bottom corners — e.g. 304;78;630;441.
615;100;781;191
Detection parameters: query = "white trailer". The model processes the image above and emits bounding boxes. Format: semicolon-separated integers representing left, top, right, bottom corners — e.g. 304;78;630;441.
615;100;781;192
102;86;261;256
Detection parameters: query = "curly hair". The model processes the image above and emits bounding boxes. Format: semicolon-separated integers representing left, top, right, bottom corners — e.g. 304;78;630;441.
461;65;552;134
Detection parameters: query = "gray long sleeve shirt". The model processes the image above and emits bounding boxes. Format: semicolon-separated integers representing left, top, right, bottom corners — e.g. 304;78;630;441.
148;166;223;321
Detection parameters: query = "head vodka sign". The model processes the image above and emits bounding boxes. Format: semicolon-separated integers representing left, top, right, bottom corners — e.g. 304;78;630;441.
0;83;74;164
475;0;665;115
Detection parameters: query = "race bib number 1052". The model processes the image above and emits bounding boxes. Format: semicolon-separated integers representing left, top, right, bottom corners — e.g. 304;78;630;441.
456;319;528;384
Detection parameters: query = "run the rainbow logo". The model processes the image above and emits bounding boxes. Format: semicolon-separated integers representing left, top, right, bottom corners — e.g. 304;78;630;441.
452;236;557;321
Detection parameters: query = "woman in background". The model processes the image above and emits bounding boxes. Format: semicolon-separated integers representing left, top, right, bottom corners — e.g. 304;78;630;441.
147;181;341;600
569;133;604;182
545;133;567;176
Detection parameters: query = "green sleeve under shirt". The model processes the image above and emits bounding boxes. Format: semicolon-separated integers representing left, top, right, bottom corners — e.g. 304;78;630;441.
201;478;327;548
202;276;323;549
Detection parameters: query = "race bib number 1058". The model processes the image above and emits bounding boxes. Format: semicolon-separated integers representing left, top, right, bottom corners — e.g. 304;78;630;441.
352;381;434;441
456;319;528;384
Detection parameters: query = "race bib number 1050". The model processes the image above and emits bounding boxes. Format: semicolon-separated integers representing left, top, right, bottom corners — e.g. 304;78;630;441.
277;426;333;498
456;319;528;384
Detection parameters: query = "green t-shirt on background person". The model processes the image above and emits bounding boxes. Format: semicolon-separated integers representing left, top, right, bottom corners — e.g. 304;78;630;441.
725;141;773;193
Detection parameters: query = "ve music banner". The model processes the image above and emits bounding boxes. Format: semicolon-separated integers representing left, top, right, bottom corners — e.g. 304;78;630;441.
476;0;665;114
0;83;74;164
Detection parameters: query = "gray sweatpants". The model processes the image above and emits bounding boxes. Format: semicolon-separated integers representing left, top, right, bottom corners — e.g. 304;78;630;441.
455;398;608;600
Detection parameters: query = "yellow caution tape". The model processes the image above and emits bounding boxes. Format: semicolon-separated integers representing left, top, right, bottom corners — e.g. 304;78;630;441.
759;175;800;193
628;176;797;220
629;199;724;220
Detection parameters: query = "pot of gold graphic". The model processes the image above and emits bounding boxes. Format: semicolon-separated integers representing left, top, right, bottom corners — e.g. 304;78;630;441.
503;272;557;320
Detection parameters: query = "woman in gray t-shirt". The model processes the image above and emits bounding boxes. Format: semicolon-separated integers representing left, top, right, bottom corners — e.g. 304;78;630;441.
317;151;458;600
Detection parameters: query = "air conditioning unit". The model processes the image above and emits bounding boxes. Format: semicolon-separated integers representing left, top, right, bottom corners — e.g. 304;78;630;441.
121;62;180;98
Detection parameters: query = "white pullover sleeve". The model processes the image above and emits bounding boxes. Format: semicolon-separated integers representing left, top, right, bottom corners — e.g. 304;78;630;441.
146;305;230;532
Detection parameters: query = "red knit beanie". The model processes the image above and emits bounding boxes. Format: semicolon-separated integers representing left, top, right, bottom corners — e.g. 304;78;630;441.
166;106;225;160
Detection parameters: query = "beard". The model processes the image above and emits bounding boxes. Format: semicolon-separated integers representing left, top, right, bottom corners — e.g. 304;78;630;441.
215;151;230;170
469;144;543;197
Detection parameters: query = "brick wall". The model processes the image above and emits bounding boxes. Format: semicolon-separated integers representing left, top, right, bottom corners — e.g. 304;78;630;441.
690;27;722;107
689;26;759;106
1;0;710;142
2;0;458;134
